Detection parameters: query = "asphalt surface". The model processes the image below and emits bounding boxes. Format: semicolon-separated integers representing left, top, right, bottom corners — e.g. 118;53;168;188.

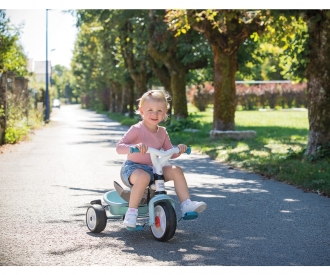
0;104;329;266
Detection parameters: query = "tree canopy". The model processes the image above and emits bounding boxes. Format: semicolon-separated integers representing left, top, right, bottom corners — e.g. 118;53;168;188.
0;10;28;76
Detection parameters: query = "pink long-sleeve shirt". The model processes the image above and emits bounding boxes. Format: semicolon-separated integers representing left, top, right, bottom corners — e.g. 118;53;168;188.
116;121;180;165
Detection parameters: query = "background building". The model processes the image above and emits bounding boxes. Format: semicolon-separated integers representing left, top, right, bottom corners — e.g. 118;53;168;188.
32;60;52;83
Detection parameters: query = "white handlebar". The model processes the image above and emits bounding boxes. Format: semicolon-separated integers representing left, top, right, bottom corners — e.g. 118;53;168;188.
130;146;190;175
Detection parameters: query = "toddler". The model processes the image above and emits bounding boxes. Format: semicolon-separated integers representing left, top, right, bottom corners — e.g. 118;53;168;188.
116;90;206;228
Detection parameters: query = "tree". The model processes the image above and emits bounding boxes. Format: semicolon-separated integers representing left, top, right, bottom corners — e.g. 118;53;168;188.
119;10;151;100
301;10;330;155
166;10;265;130
236;15;308;82
237;34;286;81
0;10;27;75
73;10;142;114
52;65;78;103
256;10;330;156
72;9;211;119
148;10;210;119
52;65;68;98
71;20;103;109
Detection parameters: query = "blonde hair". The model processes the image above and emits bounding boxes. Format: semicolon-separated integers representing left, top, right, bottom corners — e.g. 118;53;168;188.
135;90;171;121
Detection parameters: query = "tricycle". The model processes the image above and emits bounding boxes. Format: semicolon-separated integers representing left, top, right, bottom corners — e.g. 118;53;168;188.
86;146;198;242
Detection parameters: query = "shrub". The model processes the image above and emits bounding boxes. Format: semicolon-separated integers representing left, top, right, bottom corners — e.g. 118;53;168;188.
307;143;330;163
188;83;214;111
4;94;43;144
166;117;201;132
236;82;308;109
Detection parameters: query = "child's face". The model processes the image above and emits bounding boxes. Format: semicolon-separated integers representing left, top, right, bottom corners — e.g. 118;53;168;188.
139;97;167;126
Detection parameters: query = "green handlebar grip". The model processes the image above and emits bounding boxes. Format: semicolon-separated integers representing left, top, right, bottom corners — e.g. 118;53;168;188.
130;147;140;154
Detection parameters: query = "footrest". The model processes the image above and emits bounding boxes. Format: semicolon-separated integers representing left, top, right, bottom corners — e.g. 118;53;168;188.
126;225;144;231
182;211;198;220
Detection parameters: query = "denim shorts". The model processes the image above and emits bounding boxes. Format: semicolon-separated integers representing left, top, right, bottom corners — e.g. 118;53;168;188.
121;160;154;188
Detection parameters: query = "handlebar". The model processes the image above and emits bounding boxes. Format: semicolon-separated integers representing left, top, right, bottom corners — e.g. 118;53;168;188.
130;146;191;155
129;146;190;175
130;147;140;154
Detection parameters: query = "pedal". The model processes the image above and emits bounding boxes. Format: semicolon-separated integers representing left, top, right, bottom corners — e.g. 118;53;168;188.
126;225;144;231
182;211;198;220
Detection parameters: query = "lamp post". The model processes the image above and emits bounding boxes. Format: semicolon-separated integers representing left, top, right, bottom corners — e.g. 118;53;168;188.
45;9;49;122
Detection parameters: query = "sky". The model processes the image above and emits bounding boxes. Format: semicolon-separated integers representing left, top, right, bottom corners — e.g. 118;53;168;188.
4;1;327;70
5;9;77;69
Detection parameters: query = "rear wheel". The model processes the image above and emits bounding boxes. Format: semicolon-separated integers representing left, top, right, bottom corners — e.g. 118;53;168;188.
150;202;177;242
86;204;107;233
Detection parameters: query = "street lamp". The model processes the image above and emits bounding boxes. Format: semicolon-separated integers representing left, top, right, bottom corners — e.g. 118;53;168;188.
45;10;55;122
45;9;50;122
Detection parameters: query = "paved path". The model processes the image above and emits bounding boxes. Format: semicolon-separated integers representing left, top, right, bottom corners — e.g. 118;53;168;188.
0;105;329;266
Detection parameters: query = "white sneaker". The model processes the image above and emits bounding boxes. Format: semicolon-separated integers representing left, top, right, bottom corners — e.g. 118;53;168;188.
181;200;207;216
123;210;138;228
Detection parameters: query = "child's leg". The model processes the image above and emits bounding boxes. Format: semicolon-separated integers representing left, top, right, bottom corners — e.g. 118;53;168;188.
128;168;150;208
163;165;207;215
163;165;190;203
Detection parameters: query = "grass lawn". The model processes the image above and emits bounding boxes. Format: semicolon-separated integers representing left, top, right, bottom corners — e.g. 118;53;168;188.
106;105;330;197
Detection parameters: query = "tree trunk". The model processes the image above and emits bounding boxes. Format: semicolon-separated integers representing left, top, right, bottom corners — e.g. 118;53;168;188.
121;78;135;116
121;20;149;100
133;67;148;99
148;56;173;120
187;10;265;131
148;10;188;119
120;86;128;114
303;11;330;155
148;43;189;119
128;79;135;118
0;72;7;145
148;56;172;93
212;45;237;130
109;82;121;113
122;49;148;100
169;65;188;119
305;78;330;155
148;44;189;119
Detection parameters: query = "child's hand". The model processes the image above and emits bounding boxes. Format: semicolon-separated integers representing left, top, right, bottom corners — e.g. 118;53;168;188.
135;143;148;154
177;144;187;155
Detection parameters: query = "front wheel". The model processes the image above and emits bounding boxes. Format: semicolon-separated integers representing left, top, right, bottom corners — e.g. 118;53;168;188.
150;201;177;242
86;204;107;233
